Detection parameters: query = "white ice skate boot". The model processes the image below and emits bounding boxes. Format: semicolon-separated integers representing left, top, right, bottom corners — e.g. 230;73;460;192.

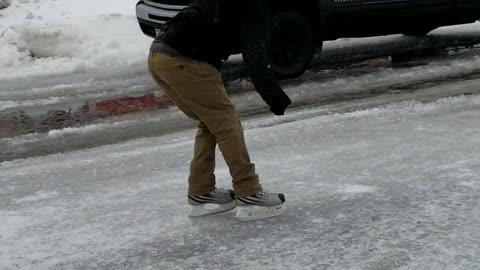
188;188;236;217
235;190;286;221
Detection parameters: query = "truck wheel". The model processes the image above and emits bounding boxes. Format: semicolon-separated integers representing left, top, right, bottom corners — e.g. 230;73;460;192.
267;12;315;79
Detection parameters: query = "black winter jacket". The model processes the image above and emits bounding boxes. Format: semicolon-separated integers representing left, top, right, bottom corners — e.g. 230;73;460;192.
153;0;291;115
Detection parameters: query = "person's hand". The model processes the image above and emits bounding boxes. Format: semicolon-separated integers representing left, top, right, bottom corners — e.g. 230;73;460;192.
267;92;291;116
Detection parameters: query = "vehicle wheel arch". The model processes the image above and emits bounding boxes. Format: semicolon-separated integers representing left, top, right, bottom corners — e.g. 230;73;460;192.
268;0;324;43
265;0;324;79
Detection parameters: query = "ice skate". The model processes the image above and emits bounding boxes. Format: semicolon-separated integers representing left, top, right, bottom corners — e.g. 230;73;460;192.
235;190;286;221
188;188;236;217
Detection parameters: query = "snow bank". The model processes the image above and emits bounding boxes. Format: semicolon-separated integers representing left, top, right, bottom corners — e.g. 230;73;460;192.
0;0;151;79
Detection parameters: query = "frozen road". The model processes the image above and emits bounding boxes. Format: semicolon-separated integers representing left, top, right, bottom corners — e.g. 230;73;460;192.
1;91;480;270
1;27;480;270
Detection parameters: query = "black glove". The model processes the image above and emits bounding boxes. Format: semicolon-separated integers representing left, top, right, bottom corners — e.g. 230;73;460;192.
266;92;292;116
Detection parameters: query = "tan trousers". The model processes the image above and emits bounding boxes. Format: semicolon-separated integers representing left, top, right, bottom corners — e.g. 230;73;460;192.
148;52;262;197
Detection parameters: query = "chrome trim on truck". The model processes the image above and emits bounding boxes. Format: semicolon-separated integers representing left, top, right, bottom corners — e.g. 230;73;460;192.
144;0;187;10
136;3;181;24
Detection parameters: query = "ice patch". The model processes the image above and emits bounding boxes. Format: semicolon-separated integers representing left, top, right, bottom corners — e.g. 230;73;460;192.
15;190;60;203
458;181;477;188
45;117;175;138
47;124;113;138
0;210;32;235
338;185;377;194
311;218;328;226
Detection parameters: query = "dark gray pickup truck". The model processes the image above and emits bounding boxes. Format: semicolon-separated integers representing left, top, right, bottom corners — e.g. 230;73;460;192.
137;0;480;78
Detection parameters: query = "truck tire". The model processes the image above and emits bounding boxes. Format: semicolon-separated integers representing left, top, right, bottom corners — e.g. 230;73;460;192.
267;11;315;79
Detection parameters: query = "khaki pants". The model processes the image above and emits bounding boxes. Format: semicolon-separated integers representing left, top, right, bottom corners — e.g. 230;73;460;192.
148;52;262;197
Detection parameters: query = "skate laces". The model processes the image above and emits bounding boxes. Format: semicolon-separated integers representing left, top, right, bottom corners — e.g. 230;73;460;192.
258;190;277;197
214;188;230;195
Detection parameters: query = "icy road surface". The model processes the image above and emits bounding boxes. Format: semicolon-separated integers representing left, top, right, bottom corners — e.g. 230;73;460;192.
1;94;480;270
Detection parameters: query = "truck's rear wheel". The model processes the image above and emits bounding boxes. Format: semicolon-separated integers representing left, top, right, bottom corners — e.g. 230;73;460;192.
267;12;315;79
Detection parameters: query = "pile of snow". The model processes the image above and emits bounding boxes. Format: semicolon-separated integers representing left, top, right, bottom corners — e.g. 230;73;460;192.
0;0;151;80
0;0;10;9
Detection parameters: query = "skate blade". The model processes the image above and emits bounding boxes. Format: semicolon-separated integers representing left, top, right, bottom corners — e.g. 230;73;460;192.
235;203;287;221
188;201;237;217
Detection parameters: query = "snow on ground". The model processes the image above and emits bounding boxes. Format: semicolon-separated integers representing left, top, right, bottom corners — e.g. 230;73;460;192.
0;0;151;80
1;94;480;269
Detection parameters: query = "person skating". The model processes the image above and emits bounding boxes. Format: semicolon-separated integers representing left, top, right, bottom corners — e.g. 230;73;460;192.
148;0;291;220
